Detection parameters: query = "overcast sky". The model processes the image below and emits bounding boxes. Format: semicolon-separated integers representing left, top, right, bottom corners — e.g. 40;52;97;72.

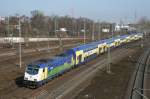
1;0;150;23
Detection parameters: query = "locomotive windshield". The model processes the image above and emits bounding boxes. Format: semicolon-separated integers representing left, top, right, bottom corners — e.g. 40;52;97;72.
26;65;39;75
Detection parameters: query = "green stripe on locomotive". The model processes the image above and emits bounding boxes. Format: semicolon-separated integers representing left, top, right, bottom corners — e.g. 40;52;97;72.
47;57;75;78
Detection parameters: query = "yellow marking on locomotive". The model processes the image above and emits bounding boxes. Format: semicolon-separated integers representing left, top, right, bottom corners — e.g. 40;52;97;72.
75;50;83;65
44;67;48;79
71;57;75;65
39;69;44;81
39;67;48;81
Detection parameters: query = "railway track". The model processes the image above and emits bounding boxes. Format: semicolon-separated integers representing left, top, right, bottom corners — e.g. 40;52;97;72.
0;42;82;97
0;44;136;99
0;43;80;75
0;42;82;57
29;38;150;99
126;47;150;99
0;43;82;63
143;50;150;98
48;49;134;99
0;38;148;99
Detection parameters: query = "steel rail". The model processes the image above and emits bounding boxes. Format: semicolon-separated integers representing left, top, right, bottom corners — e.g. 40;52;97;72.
130;48;150;99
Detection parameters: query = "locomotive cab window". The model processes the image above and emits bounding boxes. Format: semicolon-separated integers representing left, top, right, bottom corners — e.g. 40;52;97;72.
26;65;39;75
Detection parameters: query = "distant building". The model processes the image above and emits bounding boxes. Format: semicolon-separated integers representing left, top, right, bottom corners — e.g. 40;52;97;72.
20;16;30;23
115;24;136;31
100;22;115;33
55;28;68;37
0;16;5;22
56;28;67;32
102;28;110;33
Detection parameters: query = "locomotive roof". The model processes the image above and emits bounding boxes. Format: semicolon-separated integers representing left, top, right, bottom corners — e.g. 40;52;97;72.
28;54;71;68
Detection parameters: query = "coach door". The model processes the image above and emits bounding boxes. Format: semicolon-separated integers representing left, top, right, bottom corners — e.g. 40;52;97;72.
78;55;82;64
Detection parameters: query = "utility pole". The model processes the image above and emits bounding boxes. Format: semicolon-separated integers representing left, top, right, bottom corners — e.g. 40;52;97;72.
7;16;10;36
7;16;13;47
18;16;22;68
141;32;144;48
107;47;111;74
134;9;137;23
54;17;57;37
92;21;95;41
36;29;40;50
74;20;77;37
58;31;63;52
111;24;114;38
84;19;86;44
78;20;81;37
47;32;50;52
98;20;101;40
107;23;114;73
72;18;74;36
71;8;75;36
